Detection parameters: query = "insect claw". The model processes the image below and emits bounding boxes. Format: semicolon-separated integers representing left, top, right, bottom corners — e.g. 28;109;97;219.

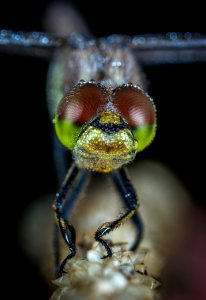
101;253;112;259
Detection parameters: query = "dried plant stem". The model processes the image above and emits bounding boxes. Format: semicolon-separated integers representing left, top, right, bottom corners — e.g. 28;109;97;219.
51;238;161;300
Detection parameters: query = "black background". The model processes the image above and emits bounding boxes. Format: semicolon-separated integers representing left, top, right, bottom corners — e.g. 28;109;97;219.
0;1;205;299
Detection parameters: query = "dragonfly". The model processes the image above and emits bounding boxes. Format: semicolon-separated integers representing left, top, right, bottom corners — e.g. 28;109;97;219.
1;28;206;277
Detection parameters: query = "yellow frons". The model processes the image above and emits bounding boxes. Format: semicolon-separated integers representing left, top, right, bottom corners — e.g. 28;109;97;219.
99;111;121;124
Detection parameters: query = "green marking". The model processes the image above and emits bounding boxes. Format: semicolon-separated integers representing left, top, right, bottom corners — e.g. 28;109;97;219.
133;123;156;152
53;115;82;149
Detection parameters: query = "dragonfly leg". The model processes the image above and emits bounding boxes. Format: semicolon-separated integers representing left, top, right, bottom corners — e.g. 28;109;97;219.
111;168;143;251
94;168;141;257
53;163;88;276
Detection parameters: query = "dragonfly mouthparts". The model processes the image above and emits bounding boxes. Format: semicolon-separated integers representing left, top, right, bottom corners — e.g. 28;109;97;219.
73;112;138;172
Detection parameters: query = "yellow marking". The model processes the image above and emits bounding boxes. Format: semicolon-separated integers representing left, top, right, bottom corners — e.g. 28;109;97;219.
98;204;139;235
54;212;60;227
78;127;136;155
100;111;121;124
73;126;138;172
117;208;136;228
52;202;62;228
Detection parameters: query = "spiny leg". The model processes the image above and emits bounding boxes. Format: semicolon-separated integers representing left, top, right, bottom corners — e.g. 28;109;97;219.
53;163;88;276
52;134;70;273
94;167;139;258
53;171;87;275
111;168;143;251
53;163;78;276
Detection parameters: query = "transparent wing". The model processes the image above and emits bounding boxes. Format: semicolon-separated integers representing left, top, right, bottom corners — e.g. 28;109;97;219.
0;30;63;58
100;33;206;65
1;29;206;64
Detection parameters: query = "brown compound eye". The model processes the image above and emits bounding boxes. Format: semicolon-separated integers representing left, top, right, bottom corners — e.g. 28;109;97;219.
57;82;109;124
112;84;156;128
112;84;156;152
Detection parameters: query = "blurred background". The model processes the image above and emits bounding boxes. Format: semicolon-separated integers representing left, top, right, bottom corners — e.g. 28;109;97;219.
0;1;205;299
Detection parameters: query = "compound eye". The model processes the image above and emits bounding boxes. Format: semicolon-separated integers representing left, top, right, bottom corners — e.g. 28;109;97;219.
57;82;108;124
112;84;156;152
54;82;109;149
112;84;156;128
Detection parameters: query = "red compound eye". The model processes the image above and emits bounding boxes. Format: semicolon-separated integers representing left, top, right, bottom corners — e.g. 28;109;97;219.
57;82;109;124
112;85;156;128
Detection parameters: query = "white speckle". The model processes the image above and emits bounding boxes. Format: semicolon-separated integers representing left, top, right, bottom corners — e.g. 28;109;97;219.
14;34;20;41
95;271;127;294
87;249;102;262
95;279;114;294
111;258;121;267
41;36;49;44
112;60;122;67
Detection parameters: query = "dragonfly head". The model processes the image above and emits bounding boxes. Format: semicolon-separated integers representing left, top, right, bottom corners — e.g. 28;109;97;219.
73;111;138;172
54;81;156;173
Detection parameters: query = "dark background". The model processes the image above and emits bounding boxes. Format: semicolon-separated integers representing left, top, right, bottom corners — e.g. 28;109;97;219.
0;1;205;299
